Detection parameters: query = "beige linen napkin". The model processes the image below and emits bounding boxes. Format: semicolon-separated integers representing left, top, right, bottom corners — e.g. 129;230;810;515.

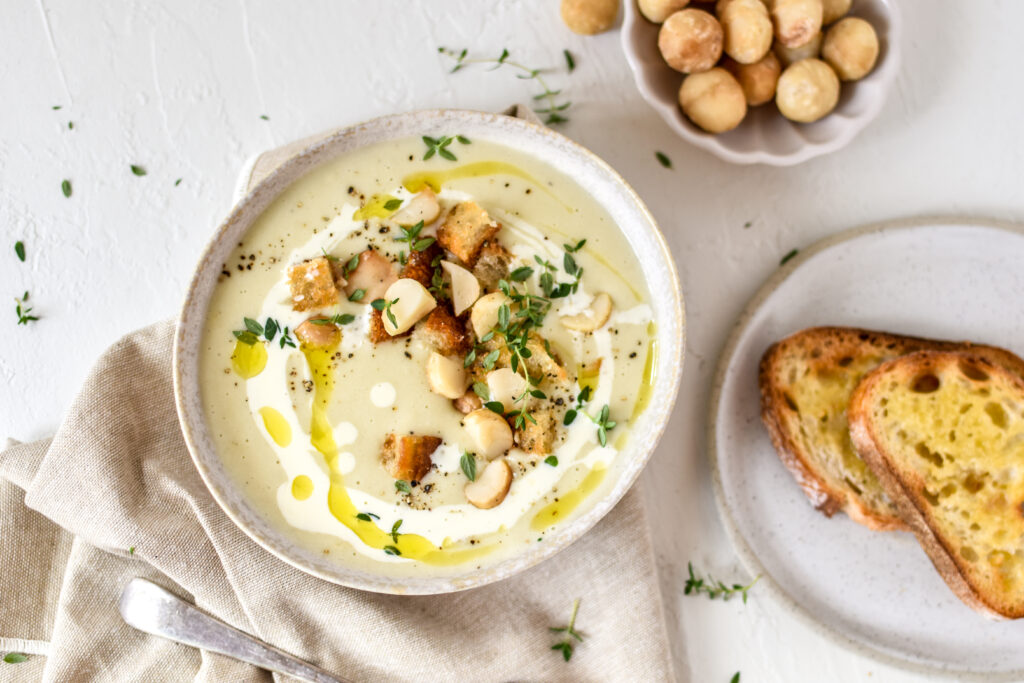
0;113;674;682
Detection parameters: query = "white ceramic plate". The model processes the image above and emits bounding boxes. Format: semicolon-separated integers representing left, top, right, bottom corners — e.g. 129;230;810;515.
710;217;1024;678
621;0;901;166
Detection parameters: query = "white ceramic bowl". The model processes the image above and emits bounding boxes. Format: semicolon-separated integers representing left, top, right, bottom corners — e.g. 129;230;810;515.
621;0;901;166
173;110;685;594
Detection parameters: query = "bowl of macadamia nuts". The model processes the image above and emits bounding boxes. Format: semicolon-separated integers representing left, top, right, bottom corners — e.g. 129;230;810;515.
622;0;900;165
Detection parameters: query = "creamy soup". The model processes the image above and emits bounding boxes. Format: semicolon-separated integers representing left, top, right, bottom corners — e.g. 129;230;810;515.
200;136;655;578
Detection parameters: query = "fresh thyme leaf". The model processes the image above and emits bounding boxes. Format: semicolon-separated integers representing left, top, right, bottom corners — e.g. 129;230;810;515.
371;298;387;311
383;298;399;327
655;151;672;169
383;545;401;556
456;135;471;144
3;653;27;664
52;105;62;110
482;349;500;370
412;237;436;252
61;179;71;197
68;121;74;130
344;253;360;275
484;401;505;414
563;409;577;426
130;164;147;177
564;239;586;253
743;221;751;229
780;248;799;265
463;348;477;368
564;49;575;72
260;114;269;121
14;241;25;262
348;288;366;302
14;291;39;326
279;327;296;348
472;382;490;400
684;562;760;603
438;146;457;161
731;673;740;683
320;248;340;262
129;546;135;555
460;451;477;481
355;512;373;522
395;479;412;494
563;252;578;276
263;317;279;342
578;385;592;403
244;317;264;335
311;313;356;326
233;329;258;345
545;455;558;467
549;598;583;662
391;519;402;543
509;266;534;282
383;198;402;211
175;178;182;187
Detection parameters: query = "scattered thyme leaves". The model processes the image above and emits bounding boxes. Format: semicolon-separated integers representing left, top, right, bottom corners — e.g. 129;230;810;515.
3;653;27;664
655;151;672;169
780;248;798;265
549;598;583;662
391;520;403;543
356;511;379;522
61;179;71;197
52;105;62;110
344;253;360;275
564;49;576;73
14;241;25;262
233;316;295;348
311;313;356;326
394;479;412;494
130;164;147;177
260;114;269;121
564;239;586;253
395;220;435;252
545;455;558;467
175;178;182;187
383;545;401;556
14;291;38;325
509;266;534;282
684;562;760;603
372;297;400;328
348;288;366;302
68;121;74;130
439;47;573;125
460;451;477;481
422;135;470;161
383;198;403;211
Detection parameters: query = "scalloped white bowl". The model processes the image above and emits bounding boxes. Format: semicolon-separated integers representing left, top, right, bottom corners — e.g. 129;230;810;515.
621;0;901;166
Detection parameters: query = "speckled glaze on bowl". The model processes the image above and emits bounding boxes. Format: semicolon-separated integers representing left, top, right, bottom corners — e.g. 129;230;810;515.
621;0;901;166
173;109;685;594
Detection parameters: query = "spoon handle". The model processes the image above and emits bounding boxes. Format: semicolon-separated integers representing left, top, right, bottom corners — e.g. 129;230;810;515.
119;578;348;683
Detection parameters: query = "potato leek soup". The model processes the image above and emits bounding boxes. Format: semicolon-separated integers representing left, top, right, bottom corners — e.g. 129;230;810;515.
199;135;656;576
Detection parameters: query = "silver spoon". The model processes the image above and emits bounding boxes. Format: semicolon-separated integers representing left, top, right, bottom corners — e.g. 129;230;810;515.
119;577;348;683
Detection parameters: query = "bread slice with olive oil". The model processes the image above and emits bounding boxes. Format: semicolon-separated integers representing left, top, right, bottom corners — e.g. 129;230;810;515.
759;327;1024;531
849;350;1024;618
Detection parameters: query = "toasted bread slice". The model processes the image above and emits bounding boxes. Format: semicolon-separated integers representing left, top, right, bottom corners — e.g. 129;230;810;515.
849;350;1024;618
760;327;1024;530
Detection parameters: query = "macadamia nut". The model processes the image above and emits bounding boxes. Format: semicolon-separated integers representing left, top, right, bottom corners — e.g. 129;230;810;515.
822;17;879;81
639;0;691;24
561;0;619;35
821;0;851;24
720;0;773;64
724;52;781;105
775;58;840;123
773;31;823;66
768;0;823;48
679;67;748;132
659;9;724;73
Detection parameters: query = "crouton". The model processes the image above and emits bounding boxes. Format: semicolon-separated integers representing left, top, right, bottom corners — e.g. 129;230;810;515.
344;249;397;303
294;318;341;348
473;240;513;290
525;335;570;384
381;433;441;482
415;304;472;356
288;257;340;312
516;406;560;456
368;308;411;344
437;201;500;266
400;242;443;290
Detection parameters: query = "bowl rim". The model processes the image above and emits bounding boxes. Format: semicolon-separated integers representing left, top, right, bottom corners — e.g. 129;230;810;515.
172;108;686;594
620;0;903;166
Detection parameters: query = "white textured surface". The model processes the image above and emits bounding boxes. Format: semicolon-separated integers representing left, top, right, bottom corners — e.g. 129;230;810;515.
2;1;1023;681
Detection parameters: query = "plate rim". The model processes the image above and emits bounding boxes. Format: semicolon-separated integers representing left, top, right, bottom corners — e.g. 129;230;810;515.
707;214;1024;680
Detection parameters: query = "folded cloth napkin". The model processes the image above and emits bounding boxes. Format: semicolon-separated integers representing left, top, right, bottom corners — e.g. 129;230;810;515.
0;112;675;682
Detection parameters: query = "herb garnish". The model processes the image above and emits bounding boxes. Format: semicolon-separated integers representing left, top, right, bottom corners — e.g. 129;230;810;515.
52;105;62;110
130;165;147;177
780;248;798;265
395;220;435;252
550;598;584;662
460;451;477;481
421;135;470;161
310;313;356;326
391;520;403;543
428;254;449;300
343;253;360;275
655;151;672;169
68;121;74;130
564;49;576;73
14;241;25;262
372;297;400;328
731;673;741;683
260;114;270;121
2;653;27;664
233;316;296;348
439;47;573;125
383;545;401;556
684;562;760;603
129;546;135;555
562;386;616;445
14;291;38;325
394;479;412;494
175;178;183;187
383;198;403;211
348;288;366;302
544;455;558;467
61;179;71;197
355;511;379;522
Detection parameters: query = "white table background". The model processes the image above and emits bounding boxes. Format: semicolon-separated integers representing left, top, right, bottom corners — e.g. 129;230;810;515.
2;1;1020;681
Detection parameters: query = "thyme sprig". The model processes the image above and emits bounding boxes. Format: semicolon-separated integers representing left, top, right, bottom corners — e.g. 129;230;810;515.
14;291;38;325
395;220;435;252
550;598;584;662
438;47;573;125
422;134;471;161
310;313;356;327
233;316;296;348
371;298;400;328
684;562;760;603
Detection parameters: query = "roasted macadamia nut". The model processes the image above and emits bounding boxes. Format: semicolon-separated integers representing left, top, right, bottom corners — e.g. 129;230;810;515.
561;0;620;35
768;0;823;48
719;0;773;64
775;58;840;122
822;17;879;81
679;67;748;132
639;0;691;23
773;31;822;66
821;0;851;24
724;52;781;105
659;9;724;73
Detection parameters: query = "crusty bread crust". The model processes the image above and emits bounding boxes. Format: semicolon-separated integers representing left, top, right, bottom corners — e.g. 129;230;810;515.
848;350;1024;619
759;327;1024;531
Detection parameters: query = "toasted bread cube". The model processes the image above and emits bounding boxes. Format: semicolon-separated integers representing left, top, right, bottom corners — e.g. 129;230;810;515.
400;242;442;289
438;201;500;266
473;240;513;290
516;406;559;456
525;335;570;384
381;433;442;483
416;304;472;356
344;249;397;303
288;257;340;312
